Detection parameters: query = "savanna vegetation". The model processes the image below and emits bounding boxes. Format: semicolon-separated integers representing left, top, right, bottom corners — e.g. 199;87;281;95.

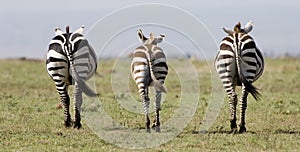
0;58;299;151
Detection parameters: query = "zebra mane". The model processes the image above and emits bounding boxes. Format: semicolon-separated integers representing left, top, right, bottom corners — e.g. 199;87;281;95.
65;26;70;41
149;32;154;41
234;22;241;33
66;26;69;33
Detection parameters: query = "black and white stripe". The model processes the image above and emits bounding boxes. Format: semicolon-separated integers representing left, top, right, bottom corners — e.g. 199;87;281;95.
46;25;97;129
214;21;264;133
131;29;168;132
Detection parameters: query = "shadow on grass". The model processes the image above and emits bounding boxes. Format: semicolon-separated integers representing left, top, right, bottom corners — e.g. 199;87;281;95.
191;129;300;135
191;130;256;135
274;129;300;135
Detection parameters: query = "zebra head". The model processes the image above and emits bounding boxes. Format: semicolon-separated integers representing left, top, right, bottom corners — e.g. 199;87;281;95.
137;29;165;46
223;21;254;35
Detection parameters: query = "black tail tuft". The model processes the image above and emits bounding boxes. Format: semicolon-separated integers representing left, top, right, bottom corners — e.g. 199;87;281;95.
239;74;261;101
73;76;98;97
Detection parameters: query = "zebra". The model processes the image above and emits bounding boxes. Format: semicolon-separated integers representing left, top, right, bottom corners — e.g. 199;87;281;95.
46;25;97;129
214;21;264;133
131;29;168;132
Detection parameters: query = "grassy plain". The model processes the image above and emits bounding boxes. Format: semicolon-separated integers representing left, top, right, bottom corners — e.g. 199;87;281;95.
0;58;299;151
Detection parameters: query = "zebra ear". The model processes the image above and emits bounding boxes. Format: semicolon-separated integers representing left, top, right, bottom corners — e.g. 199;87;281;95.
74;25;85;34
156;34;165;43
222;28;234;35
137;29;147;43
243;21;253;34
55;27;63;36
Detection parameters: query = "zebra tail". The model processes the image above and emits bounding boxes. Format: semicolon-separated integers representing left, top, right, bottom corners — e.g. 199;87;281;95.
146;52;167;93
235;52;261;101
152;76;167;93
65;26;97;97
69;60;98;97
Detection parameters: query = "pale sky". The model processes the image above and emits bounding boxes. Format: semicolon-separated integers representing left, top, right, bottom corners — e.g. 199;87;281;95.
0;0;299;59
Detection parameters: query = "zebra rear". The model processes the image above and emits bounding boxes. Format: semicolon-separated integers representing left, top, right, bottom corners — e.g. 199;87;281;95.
215;21;264;133
131;29;168;132
46;26;97;129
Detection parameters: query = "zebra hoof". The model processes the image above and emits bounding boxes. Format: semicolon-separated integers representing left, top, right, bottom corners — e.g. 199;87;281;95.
74;122;82;129
151;124;161;132
151;123;156;129
64;120;72;128
230;119;237;129
229;128;238;134
146;128;151;133
239;126;246;133
155;126;161;132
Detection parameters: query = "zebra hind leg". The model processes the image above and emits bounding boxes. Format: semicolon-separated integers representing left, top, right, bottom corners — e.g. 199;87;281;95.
152;110;160;132
60;93;72;127
141;90;150;132
239;86;248;133
143;98;150;133
139;88;150;133
152;90;162;132
73;85;83;129
228;92;238;134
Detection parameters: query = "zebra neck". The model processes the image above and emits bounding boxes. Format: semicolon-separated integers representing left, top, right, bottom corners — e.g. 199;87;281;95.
144;44;155;61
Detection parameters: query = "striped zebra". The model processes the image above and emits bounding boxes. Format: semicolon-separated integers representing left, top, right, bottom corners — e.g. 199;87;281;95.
131;29;168;132
46;25;97;129
214;21;264;133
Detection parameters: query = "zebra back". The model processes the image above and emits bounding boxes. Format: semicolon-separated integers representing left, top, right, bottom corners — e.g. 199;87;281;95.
131;29;168;94
46;26;97;97
215;21;264;100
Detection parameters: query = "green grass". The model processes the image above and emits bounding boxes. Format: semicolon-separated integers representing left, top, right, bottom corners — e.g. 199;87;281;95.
0;58;299;151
